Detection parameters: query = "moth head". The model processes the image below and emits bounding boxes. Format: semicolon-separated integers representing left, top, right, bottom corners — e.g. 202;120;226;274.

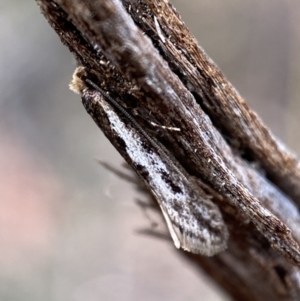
69;66;88;94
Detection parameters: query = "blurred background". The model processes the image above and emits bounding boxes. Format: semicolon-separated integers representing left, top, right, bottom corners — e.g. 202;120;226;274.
1;1;300;300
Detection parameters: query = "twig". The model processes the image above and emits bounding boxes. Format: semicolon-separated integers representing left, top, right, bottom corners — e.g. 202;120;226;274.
36;0;300;299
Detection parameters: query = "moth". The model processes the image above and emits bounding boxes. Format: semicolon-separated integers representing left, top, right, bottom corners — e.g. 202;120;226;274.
70;67;228;256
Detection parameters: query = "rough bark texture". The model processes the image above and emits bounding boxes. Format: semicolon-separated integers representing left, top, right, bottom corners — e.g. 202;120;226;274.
35;0;300;300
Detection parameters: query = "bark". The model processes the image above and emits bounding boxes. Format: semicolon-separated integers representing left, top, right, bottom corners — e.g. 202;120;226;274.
35;0;300;300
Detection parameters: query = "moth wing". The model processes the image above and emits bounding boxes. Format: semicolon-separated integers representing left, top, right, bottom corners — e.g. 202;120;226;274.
157;190;228;256
71;68;228;256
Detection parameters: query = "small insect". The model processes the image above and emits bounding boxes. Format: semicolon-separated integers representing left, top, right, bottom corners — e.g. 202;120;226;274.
70;67;228;256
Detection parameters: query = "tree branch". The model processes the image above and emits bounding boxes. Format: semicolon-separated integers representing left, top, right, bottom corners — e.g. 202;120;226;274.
36;0;300;299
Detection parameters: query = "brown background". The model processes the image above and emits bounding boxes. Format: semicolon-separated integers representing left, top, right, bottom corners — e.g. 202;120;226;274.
1;1;300;300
